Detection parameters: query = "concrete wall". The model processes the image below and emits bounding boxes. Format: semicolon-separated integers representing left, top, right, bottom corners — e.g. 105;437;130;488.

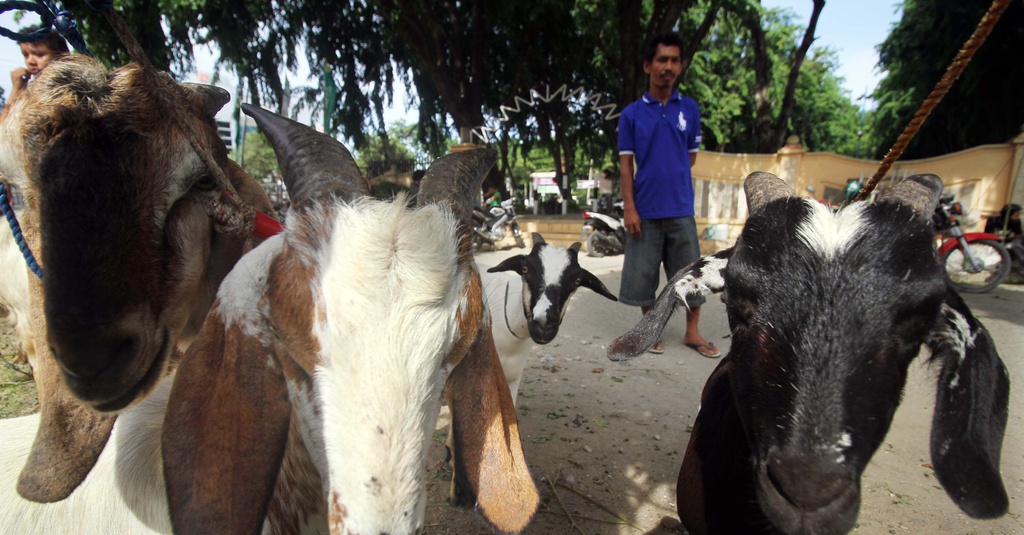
692;138;1023;242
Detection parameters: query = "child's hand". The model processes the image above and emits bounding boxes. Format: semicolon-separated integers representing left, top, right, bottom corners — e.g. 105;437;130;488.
10;68;30;90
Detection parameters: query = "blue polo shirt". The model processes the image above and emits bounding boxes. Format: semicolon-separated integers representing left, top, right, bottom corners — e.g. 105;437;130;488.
618;91;702;219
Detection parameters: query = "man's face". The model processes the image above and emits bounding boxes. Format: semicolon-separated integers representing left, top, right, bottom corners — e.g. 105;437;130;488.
20;42;57;75
643;44;682;90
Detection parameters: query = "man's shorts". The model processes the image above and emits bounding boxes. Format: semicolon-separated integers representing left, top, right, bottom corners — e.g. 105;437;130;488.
619;216;706;308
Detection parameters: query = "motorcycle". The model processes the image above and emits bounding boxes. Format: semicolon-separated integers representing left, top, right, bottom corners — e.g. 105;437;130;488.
472;198;525;250
581;201;627;257
933;194;1011;293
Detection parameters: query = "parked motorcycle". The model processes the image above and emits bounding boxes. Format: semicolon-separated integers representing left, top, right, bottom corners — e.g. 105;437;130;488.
472;198;525;250
581;201;627;257
933;194;1011;293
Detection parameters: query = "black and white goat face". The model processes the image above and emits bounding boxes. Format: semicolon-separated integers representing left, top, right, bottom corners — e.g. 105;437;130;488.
488;234;617;344
610;173;1010;535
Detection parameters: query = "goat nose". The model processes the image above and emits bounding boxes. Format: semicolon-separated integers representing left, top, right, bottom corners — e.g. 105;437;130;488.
49;325;142;381
766;451;854;511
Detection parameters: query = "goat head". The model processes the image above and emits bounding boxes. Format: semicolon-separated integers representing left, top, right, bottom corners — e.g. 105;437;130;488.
0;55;274;502
610;172;1010;535
161;105;537;535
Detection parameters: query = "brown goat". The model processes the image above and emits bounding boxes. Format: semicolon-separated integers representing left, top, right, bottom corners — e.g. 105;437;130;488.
0;54;274;502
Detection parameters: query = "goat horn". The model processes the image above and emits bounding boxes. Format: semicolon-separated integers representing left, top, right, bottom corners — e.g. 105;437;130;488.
744;171;794;214
417;148;497;224
876;173;944;217
241;103;369;206
182;83;230;118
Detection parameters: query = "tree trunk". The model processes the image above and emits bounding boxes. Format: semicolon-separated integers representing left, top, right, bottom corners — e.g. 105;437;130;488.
743;0;826;153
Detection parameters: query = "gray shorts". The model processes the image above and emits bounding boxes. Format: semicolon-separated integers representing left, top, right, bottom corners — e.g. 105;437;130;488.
619;216;706;308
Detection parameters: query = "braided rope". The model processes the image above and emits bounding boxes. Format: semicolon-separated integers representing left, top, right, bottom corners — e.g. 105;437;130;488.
0;183;42;279
0;0;94;55
98;8;255;237
856;0;1012;201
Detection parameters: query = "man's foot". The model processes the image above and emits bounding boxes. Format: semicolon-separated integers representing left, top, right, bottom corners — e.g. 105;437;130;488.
683;340;721;358
648;341;665;354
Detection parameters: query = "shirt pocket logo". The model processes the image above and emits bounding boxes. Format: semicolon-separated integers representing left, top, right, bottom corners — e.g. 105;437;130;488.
677;112;687;132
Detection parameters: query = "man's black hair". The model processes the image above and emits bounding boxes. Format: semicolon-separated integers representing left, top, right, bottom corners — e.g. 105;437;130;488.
19;23;70;54
643;31;685;64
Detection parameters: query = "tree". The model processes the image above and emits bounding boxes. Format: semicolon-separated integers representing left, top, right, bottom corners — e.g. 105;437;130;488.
237;130;279;183
872;0;1024;159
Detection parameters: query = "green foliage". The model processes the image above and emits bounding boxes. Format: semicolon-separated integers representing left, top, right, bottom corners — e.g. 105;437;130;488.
872;0;1024;158
237;129;279;183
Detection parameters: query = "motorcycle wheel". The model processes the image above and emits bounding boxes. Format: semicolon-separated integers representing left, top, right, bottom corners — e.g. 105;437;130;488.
942;239;1011;293
586;231;607;258
471;233;485;252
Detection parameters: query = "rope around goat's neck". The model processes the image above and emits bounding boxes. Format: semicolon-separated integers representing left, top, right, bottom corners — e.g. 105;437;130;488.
100;9;255;237
855;0;1012;202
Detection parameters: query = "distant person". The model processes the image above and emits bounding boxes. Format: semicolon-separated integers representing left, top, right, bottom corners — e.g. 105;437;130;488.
7;24;69;105
484;185;503;209
408;169;425;206
617;31;718;358
598;169;615;213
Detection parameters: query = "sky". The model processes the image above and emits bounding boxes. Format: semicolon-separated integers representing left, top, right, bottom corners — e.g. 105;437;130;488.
0;1;902;125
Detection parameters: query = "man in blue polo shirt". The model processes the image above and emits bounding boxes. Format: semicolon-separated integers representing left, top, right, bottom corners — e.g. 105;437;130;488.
617;31;719;358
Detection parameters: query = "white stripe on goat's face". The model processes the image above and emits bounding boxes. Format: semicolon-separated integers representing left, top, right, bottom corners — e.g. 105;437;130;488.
305;200;464;534
795;200;870;258
524;244;575;341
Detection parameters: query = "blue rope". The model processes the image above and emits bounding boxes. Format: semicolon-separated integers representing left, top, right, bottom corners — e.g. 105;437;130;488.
0;0;112;57
0;184;41;279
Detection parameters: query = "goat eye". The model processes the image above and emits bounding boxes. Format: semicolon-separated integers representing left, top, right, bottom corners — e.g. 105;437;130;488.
575;278;582;286
193;175;217;191
521;266;528;275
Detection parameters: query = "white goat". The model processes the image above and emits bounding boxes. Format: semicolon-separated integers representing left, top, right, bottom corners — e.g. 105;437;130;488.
0;211;33;365
0;380;172;533
483;233;617;403
0;106;540;535
159;105;538;534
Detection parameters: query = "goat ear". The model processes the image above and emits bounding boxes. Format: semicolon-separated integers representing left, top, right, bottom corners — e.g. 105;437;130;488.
162;311;292;534
447;324;539;533
568;241;582;254
926;289;1010;518
487;255;525;274
16;352;116;502
579;269;618;302
743;171;793;214
531;233;546;246
609;248;732;361
241;103;369;206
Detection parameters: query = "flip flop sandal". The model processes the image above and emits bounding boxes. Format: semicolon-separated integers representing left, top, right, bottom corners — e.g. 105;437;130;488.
685;341;721;358
648;342;665;354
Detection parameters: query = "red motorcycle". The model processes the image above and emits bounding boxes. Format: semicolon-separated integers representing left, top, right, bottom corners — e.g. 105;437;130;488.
933;194;1011;293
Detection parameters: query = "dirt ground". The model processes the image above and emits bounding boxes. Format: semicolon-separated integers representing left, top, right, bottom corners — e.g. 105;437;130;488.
0;251;1021;535
419;251;1024;535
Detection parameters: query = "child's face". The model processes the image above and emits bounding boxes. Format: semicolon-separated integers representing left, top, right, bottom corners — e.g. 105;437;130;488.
20;42;57;75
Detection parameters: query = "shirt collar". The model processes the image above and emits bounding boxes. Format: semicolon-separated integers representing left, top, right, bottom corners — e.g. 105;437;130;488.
641;90;680;104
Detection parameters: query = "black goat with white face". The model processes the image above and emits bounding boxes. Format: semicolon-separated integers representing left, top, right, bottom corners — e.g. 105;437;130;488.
609;172;1010;535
